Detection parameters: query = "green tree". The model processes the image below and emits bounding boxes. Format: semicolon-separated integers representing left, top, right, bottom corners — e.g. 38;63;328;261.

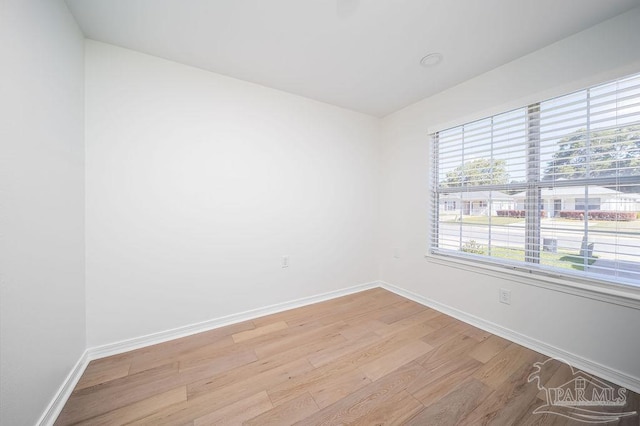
543;125;640;182
442;158;509;187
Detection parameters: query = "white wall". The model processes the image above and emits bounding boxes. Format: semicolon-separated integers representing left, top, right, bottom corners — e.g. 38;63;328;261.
85;41;380;347
379;8;640;382
0;1;86;425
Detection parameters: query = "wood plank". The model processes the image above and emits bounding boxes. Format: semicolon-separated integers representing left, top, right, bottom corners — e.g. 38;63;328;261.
405;378;492;425
421;320;469;348
462;324;493;342
410;356;483;406
533;358;578;400
182;346;316;401
307;368;371;409
128;320;255;371
74;387;187;426
232;319;327;349
377;300;426;324
306;331;382;368
516;394;571;426
373;309;440;338
473;342;541;389
348;390;424;426
187;357;314;400
129;335;235;375
318;293;413;328
339;319;387;340
244;392;319;426
231;321;288;343
253;321;348;359
468;334;512;364
55;362;181;425
133;358;315;425
178;348;258;377
314;302;403;329
416;332;479;372
155;336;240;371
406;354;483;396
192;391;272;426
329;322;435;372
292;362;430;425
175;320;328;373
461;350;550;425
258;291;388;329
74;360;131;391
267;350;369;406
181;330;346;404
359;340;434;381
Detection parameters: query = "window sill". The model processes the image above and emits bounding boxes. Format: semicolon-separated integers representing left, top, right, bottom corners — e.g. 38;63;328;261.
425;252;640;310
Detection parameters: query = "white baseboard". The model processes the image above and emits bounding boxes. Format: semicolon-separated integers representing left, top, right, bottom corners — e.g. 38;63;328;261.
87;281;379;360
37;350;89;426
379;280;640;394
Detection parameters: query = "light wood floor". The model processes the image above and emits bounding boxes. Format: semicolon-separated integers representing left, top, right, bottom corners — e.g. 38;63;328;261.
56;288;639;425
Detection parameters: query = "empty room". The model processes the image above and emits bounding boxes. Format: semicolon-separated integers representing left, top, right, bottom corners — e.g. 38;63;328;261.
2;0;640;425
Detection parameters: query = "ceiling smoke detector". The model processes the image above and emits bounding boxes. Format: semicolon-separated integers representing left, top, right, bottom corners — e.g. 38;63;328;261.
420;53;443;67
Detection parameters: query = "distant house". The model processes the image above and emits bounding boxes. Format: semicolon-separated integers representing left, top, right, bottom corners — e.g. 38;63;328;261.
439;191;516;216
513;187;640;217
439;187;640;217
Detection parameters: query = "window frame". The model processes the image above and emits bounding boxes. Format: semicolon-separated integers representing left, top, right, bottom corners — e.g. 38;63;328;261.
428;73;640;301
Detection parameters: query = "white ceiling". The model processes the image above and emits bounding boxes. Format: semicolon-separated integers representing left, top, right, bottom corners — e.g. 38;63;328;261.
65;0;640;117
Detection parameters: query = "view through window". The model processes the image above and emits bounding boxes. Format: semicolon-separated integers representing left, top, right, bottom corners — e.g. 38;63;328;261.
431;72;640;288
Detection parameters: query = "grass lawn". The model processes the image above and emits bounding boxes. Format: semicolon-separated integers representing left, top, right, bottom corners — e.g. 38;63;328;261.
484;246;597;271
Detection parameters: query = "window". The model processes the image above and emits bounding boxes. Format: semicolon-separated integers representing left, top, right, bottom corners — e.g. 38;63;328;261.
575;198;601;211
430;72;640;289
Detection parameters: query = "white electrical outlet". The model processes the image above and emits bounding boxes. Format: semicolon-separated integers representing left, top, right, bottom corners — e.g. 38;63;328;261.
281;255;289;268
499;288;511;305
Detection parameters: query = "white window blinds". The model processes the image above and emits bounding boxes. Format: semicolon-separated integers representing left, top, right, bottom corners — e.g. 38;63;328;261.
431;72;640;288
